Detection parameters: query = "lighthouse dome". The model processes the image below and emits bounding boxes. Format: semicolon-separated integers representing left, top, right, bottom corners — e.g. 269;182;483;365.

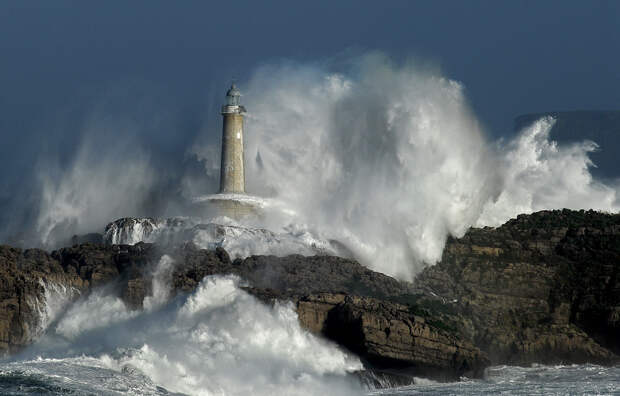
226;84;241;105
226;84;240;97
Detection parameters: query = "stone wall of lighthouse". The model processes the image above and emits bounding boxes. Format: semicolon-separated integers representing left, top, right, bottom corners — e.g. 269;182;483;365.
219;84;246;194
195;83;260;220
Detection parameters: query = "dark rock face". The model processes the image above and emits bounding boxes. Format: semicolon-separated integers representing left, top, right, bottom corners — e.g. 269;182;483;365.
69;233;103;246
296;293;487;379
0;245;85;354
415;209;620;365
171;251;412;299
0;242;486;379
0;209;618;380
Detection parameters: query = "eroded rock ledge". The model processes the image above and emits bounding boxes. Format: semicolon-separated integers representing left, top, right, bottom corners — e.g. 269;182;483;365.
416;209;620;365
1;209;618;381
0;243;486;379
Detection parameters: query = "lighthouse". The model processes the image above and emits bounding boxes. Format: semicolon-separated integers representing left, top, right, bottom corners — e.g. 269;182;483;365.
193;83;260;219
219;84;246;193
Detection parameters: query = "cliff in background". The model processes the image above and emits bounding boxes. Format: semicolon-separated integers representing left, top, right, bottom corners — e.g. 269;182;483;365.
515;110;620;180
1;209;619;381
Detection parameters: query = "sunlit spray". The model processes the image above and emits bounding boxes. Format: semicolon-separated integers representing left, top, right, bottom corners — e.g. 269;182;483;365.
31;53;620;280
22;275;364;396
235;53;617;279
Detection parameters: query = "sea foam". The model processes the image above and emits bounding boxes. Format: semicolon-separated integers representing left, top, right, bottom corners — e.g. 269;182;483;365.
19;273;363;396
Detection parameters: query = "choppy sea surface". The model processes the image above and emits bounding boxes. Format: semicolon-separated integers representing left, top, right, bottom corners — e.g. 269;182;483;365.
1;262;618;396
373;364;620;396
0;361;618;395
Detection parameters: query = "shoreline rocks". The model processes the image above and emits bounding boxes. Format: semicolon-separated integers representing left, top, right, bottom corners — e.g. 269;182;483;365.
415;209;620;365
0;209;618;381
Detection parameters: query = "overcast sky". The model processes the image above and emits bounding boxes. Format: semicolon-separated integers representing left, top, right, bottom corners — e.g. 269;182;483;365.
1;0;619;191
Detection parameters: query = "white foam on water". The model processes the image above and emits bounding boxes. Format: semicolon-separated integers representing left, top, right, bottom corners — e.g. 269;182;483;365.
54;290;137;340
18;274;363;396
369;364;620;395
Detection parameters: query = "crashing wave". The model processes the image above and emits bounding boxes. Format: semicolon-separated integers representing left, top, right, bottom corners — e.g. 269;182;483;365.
103;216;348;259
26;280;79;341
17;275;364;396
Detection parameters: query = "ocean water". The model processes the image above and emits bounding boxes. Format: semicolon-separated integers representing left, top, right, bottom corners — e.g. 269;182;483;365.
373;365;620;396
1;274;364;396
1;360;618;395
1;272;618;395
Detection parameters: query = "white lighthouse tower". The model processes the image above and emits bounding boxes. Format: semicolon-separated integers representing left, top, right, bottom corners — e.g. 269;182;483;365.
193;83;261;219
219;84;246;193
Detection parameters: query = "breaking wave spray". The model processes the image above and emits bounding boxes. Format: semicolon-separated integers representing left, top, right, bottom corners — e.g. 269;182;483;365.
35;53;620;280
13;267;363;395
234;53;619;280
15;52;620;395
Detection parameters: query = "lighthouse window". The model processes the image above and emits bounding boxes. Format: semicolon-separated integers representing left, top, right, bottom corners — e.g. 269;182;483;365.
227;94;240;106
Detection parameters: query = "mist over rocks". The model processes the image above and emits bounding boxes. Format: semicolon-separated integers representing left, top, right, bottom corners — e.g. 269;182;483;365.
0;241;488;381
4;55;620;284
103;216;351;258
0;3;619;391
514;111;620;180
1;209;619;385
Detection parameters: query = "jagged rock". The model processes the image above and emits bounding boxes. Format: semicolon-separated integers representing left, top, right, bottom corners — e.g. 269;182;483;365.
415;209;620;365
0;245;84;354
296;293;488;379
1;209;618;379
0;241;484;379
69;233;104;246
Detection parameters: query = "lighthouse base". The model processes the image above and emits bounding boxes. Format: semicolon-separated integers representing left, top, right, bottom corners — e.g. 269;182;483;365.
192;193;264;220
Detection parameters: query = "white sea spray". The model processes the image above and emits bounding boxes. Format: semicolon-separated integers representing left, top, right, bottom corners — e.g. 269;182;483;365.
35;137;155;248
222;54;618;279
20;274;363;396
103;216;342;259
54;290;137;340
143;254;175;311
32;53;620;281
26;280;79;340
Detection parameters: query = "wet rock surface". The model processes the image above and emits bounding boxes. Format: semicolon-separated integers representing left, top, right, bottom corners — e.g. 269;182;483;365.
296;293;488;379
0;209;618;379
415;209;620;365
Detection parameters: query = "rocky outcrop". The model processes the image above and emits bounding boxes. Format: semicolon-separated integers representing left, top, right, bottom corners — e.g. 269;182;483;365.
415;209;620;365
102;217;350;258
1;209;618;380
0;246;87;354
170;251;413;300
0;242;485;379
296;293;487;379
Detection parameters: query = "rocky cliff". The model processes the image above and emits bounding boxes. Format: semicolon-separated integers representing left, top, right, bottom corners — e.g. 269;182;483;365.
0;242;486;379
415;209;620;365
0;209;618;381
